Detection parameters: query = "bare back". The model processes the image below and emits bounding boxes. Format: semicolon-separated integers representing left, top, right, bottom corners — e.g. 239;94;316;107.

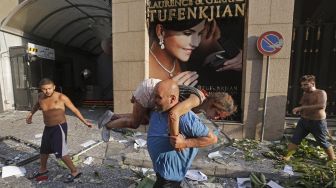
300;89;327;120
38;92;66;126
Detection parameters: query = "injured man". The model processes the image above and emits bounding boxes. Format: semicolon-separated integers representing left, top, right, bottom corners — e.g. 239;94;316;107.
97;78;237;149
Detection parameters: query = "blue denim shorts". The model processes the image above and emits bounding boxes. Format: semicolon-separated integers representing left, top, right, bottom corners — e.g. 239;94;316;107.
291;118;330;149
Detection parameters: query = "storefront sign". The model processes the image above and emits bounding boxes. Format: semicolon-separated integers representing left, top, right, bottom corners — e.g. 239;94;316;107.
257;31;284;56
27;42;55;60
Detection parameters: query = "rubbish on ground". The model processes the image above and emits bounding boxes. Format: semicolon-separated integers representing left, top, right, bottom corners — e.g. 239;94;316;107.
141;168;154;176
0;136;40;166
136;176;155;188
118;140;128;143
1;166;26;178
34;134;42;139
267;180;283;188
134;132;142;136
83;156;94;165
232;139;260;161
283;165;294;176
237;178;251;188
135;139;147;147
273;140;281;144
80;140;96;148
185;170;207;181
208;151;223;159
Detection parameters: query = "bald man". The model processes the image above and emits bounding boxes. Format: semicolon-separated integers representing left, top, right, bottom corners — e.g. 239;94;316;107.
148;79;217;188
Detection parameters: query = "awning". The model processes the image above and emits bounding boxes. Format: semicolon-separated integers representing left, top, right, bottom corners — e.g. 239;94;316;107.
1;0;112;55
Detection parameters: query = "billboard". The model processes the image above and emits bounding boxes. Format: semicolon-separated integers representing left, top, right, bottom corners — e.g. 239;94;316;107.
146;0;246;121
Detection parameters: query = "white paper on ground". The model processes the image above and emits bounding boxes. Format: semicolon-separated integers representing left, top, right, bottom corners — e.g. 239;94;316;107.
118;140;128;143
83;157;94;165
208;151;223;159
141;168;154;175
80;140;96;148
267;180;284;188
237;178;251;188
185;170;207;181
135;139;147;147
2;166;26;178
134;132;142;136
34;133;42;139
283;165;294;175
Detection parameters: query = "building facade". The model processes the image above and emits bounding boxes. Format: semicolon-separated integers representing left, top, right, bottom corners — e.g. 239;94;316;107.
1;0;335;140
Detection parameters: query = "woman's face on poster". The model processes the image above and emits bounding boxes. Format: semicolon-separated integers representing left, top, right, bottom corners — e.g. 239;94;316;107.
161;20;205;62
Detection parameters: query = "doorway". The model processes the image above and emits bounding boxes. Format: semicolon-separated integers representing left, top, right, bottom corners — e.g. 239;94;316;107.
287;0;336;118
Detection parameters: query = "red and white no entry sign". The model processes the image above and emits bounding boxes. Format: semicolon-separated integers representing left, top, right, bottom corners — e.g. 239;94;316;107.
257;31;284;56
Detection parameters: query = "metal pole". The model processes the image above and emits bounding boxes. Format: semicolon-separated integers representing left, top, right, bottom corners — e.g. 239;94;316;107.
260;56;270;142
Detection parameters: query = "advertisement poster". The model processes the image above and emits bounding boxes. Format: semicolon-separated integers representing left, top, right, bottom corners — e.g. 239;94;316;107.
147;0;245;121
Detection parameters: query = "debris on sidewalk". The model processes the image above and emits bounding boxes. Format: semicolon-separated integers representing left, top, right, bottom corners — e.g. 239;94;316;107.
34;134;42;139
80;140;96;148
232;139;261;161
267;138;336;187
135;176;155;188
134;139;147;149
208;151;223;159
185;170;207;181
83;156;94;165
283;165;294;176
1;165;26;178
236;178;251;188
267;180;283;188
118;140;128;143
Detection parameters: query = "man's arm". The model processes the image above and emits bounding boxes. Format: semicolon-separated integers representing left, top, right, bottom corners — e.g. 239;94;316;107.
61;94;93;128
26;96;40;124
169;94;203;136
170;131;217;149
293;90;327;114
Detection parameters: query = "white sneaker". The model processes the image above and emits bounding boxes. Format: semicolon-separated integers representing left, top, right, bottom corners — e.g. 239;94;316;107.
98;110;114;129
101;126;111;142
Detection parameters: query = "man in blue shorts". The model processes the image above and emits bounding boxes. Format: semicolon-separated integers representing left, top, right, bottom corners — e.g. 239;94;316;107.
26;78;93;182
148;79;217;187
283;75;335;161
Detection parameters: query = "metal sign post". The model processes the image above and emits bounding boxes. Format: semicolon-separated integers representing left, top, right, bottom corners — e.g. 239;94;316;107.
257;31;284;141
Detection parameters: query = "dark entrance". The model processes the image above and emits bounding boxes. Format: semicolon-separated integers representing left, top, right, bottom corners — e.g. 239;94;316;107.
287;0;336;118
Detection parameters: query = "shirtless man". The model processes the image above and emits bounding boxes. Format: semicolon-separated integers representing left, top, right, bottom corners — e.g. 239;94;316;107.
283;75;335;161
26;78;93;183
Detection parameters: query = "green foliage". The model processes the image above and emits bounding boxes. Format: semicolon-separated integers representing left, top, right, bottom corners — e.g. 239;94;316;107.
232;139;261;161
270;139;336;187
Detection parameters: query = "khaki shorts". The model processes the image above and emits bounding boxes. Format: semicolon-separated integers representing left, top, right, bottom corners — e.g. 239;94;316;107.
132;78;161;109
